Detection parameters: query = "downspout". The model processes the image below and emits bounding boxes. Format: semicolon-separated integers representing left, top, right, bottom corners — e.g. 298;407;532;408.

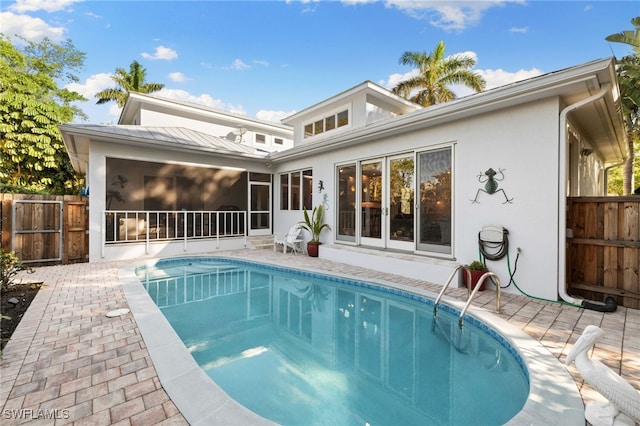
558;83;617;311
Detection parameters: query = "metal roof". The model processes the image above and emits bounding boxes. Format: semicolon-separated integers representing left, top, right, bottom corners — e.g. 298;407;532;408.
59;125;269;174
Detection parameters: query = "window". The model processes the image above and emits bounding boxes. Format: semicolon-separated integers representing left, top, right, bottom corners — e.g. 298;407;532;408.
280;173;289;210
291;171;301;209
304;124;313;138
255;134;266;144
303;109;348;138
337;110;348;127
326;115;336;131
280;169;312;210
302;170;313;210
274;137;283;145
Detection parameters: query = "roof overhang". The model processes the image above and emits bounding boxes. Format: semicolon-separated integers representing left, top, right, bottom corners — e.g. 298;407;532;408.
59;125;269;175
272;58;627;164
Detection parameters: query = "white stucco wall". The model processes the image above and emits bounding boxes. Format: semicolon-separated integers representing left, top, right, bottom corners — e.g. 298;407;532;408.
272;97;564;301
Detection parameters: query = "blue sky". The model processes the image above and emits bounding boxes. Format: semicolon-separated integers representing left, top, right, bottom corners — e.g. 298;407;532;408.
2;0;638;124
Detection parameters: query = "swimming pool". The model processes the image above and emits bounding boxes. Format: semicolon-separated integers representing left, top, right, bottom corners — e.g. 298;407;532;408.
119;255;585;425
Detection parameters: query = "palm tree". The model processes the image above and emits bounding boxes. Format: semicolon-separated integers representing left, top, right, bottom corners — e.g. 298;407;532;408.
606;17;640;195
392;41;486;107
95;60;164;107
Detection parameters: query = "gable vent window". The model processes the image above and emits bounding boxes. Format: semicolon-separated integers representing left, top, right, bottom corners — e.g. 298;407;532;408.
256;134;266;144
275;137;283;145
304;109;348;138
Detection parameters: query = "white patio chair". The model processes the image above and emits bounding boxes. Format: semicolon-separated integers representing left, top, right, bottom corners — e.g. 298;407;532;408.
273;225;304;254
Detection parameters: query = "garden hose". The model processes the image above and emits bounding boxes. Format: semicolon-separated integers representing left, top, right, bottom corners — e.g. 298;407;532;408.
478;244;583;308
477;229;614;311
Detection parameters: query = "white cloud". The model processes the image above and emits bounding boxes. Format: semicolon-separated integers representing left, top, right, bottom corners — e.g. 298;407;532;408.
0;11;66;41
449;67;543;98
341;0;377;4
157;89;248;116
65;73;121;124
478;67;543;90
450;50;478;62
230;59;249;70
65;72;113;99
256;110;296;123
168;72;188;82
9;0;79;13
509;26;528;34
384;69;419;89
141;45;178;61
381;63;543;98
384;0;525;31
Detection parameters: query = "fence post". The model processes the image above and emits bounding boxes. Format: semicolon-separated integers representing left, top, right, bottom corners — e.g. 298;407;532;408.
1;199;12;252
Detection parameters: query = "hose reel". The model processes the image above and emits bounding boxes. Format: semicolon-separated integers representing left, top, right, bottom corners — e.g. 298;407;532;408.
478;225;509;261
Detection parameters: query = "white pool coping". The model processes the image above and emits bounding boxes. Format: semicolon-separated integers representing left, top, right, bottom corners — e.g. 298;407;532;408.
119;257;584;426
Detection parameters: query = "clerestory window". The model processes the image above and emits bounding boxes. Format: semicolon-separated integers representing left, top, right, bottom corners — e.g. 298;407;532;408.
303;109;349;138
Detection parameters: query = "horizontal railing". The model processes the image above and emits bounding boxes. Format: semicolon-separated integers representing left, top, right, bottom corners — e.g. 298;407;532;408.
103;210;246;252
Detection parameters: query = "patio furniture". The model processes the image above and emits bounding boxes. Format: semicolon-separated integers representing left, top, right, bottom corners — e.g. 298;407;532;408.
274;225;303;254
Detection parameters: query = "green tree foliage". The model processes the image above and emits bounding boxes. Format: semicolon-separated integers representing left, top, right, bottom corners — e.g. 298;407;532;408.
95;60;164;107
393;40;486;107
607;139;640;195
0;35;87;194
606;17;640;195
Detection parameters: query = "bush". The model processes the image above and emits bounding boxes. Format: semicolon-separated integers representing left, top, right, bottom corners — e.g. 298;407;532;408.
0;249;31;291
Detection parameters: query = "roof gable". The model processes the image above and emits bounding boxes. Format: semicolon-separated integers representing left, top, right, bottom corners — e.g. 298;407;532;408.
281;80;420;124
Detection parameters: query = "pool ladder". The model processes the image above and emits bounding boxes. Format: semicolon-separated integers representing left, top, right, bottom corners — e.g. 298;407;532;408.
433;265;501;328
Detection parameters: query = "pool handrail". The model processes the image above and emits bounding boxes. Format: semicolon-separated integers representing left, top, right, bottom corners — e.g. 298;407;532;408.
433;264;464;315
433;267;502;328
459;272;501;327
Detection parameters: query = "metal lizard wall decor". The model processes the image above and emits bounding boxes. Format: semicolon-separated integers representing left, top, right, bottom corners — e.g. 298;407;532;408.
471;168;513;204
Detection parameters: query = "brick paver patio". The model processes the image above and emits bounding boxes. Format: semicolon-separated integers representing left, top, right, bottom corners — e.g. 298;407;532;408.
1;249;639;424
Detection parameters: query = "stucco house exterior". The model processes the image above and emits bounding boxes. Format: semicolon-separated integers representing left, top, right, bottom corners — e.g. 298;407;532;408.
60;57;626;303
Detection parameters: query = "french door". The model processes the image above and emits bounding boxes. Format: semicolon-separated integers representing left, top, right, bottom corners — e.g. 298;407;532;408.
358;155;415;250
338;148;450;254
386;154;415;251
360;160;384;247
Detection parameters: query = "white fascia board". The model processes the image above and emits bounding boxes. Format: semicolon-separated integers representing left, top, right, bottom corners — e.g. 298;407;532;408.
59;125;269;162
271;58;617;163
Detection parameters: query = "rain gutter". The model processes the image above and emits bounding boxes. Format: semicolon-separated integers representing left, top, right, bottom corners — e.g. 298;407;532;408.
557;82;611;305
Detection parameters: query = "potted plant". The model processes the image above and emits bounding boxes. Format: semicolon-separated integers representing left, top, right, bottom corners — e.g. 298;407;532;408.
299;204;331;257
463;260;488;292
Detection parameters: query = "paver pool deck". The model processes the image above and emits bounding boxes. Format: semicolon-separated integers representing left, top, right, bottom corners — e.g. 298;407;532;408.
1;249;639;425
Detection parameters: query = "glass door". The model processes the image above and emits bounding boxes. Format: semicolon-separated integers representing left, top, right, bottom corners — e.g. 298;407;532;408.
248;172;271;236
387;154;415;251
337;164;357;242
416;147;452;254
360;160;384;247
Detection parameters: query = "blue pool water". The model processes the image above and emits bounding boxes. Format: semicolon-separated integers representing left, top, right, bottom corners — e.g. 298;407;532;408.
136;257;529;425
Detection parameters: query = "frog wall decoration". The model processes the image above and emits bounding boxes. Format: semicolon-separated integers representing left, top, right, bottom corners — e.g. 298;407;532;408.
471;168;513;204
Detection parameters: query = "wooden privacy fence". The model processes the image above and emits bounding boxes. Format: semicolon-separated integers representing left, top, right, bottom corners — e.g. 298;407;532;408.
1;194;88;265
567;197;640;309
